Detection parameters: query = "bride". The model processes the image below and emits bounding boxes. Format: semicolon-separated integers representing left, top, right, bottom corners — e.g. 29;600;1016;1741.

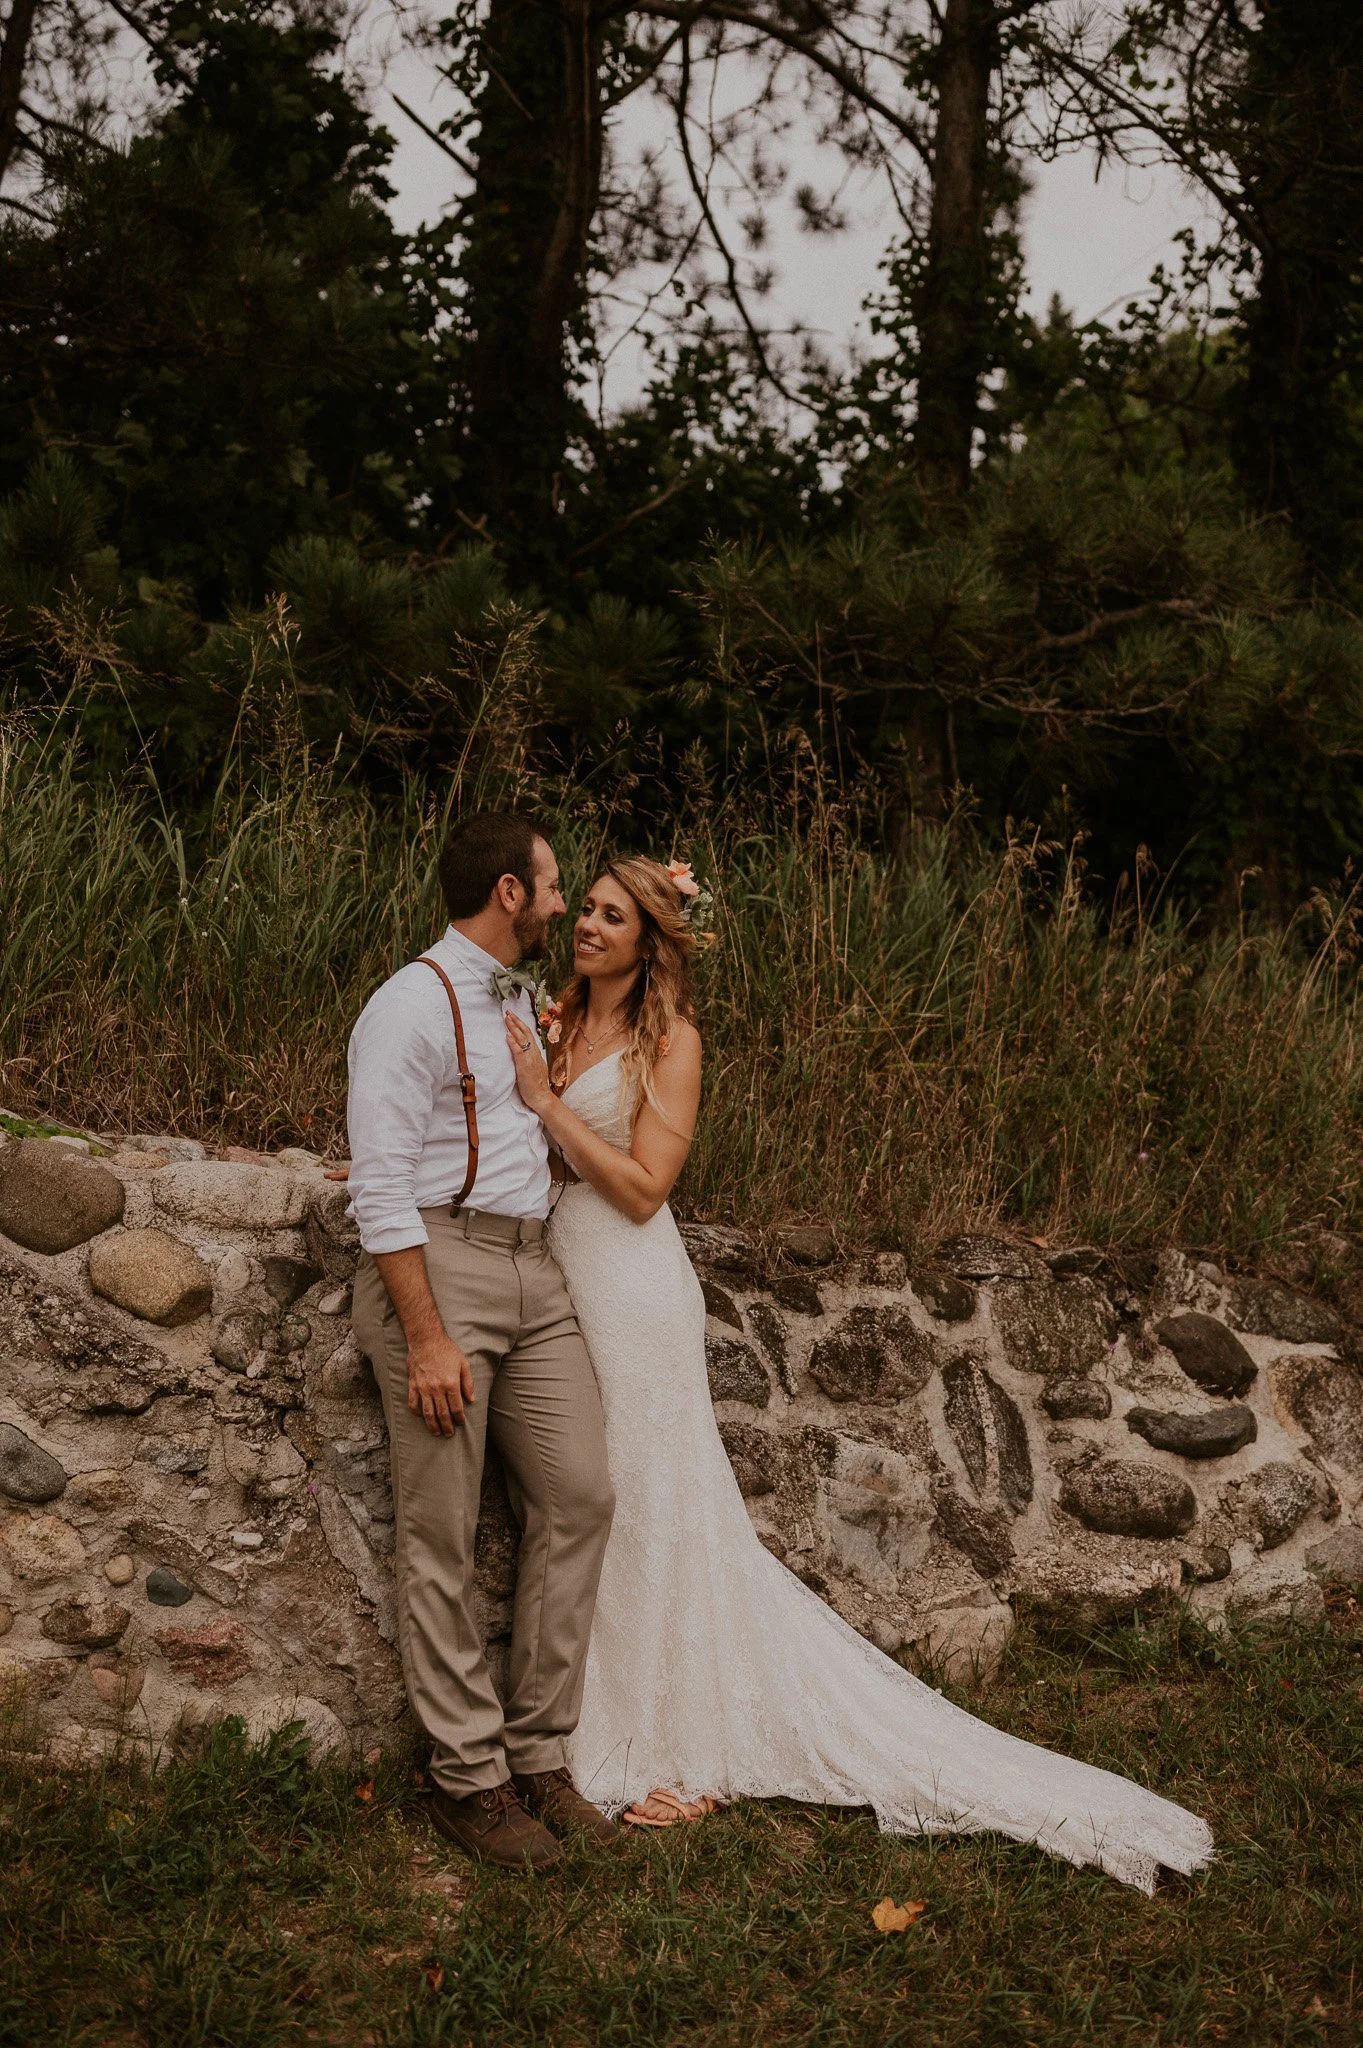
502;855;1213;1894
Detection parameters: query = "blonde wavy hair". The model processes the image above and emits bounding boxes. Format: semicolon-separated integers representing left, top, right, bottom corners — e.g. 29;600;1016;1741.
551;855;712;1116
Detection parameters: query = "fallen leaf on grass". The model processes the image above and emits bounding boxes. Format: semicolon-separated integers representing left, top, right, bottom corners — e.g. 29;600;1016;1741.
872;1896;926;1932
354;1781;375;1803
425;1965;445;1993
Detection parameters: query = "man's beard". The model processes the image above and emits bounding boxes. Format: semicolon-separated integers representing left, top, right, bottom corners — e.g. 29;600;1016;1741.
512;901;550;960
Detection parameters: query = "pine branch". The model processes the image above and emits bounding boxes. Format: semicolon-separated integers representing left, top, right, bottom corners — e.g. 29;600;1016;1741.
391;92;477;178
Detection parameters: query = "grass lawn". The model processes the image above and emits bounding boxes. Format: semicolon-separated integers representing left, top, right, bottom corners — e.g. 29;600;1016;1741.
3;1607;1362;2047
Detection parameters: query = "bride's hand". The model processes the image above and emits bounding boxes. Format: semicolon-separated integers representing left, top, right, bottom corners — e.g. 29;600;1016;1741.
504;1016;555;1115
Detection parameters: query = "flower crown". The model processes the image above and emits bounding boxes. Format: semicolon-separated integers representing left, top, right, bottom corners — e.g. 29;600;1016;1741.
667;859;715;934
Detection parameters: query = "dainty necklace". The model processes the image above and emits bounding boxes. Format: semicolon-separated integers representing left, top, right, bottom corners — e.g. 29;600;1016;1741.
582;1019;625;1055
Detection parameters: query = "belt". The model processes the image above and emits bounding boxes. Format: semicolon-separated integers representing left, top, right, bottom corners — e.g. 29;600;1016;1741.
423;1205;546;1248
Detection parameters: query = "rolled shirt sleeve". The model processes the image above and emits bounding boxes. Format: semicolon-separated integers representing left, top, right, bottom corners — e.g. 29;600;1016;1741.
346;975;448;1255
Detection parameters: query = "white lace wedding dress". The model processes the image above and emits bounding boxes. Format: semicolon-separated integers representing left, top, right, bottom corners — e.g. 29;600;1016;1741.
547;1053;1213;1893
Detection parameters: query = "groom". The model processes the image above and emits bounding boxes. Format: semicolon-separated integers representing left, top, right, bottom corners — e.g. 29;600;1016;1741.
347;810;616;1869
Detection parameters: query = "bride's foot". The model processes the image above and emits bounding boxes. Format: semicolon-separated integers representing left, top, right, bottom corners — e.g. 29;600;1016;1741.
622;1788;723;1828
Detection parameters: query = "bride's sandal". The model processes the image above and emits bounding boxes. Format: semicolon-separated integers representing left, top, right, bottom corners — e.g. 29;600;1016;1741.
622;1787;723;1828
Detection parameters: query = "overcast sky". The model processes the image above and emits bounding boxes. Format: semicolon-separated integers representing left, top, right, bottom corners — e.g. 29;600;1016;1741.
377;40;1209;416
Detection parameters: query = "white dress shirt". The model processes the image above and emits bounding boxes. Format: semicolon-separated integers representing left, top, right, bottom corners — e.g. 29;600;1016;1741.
346;925;550;1254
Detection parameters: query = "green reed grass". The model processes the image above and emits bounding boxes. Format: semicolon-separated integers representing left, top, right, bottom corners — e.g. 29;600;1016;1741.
3;706;1363;1258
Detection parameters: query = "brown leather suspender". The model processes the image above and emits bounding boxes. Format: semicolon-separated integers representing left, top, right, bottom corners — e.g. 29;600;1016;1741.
417;956;480;1212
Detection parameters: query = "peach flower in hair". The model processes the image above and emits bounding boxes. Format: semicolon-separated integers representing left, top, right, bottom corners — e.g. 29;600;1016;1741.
667;859;701;899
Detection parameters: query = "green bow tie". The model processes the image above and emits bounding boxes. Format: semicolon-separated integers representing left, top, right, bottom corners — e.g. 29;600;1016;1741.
488;965;550;1012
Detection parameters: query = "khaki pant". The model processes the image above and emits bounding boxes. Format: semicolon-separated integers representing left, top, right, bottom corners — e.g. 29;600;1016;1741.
352;1208;614;1796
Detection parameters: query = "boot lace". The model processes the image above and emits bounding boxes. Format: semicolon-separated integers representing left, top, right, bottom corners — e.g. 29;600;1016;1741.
477;1782;523;1821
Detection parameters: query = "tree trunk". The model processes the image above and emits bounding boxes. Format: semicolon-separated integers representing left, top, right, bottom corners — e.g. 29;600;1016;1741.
913;0;998;496
0;0;41;186
459;0;603;577
1230;0;1363;570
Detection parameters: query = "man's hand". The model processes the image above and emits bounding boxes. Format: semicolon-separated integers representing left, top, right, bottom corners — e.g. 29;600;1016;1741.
407;1330;476;1436
373;1245;477;1438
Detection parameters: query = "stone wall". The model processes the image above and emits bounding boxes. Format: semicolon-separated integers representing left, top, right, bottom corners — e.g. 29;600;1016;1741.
1;1124;1361;1764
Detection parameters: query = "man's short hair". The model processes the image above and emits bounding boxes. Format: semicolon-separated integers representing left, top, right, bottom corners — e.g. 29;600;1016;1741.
438;810;547;921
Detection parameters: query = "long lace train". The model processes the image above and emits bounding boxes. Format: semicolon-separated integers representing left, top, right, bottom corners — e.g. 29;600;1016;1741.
548;1055;1213;1894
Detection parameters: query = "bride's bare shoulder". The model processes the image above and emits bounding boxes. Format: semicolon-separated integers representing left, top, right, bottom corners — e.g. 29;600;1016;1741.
660;1017;702;1063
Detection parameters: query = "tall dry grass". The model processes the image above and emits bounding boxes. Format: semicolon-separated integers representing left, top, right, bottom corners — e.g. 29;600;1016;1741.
3;707;1363;1255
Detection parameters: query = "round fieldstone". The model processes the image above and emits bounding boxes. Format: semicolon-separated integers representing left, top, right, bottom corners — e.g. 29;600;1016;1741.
1011;1539;1183;1624
320;1340;375;1400
704;1336;770;1407
211;1307;266;1373
679;1223;759;1273
40;1595;130;1648
1181;1546;1233;1584
104;1553;135;1586
1060;1458;1197;1539
934;1235;1047;1280
90;1662;146;1709
0;1513;86;1581
0;1423;67;1503
991;1278;1117;1378
245;1693;348;1759
1042;1377;1112;1421
807;1306;939;1404
1270;1354;1363;1476
89;1227;213;1327
1126;1404;1257;1459
145;1567;193;1607
265;1313;311;1355
1241;1461;1317;1550
0;1137;125;1254
912;1268;977;1324
771;1274;825;1317
154;1161;311;1233
1225;1278;1343;1346
1155;1313;1257;1398
67;1470;129;1514
777;1225;838;1267
261;1255;322;1306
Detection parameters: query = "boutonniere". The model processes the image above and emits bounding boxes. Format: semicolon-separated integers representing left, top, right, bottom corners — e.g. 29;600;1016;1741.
488;967;563;1046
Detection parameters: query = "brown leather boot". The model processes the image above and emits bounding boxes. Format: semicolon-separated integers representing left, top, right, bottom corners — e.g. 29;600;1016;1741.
511;1766;619;1849
428;1780;562;1870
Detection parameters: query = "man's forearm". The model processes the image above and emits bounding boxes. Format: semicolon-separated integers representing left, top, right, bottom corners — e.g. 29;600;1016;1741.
374;1246;446;1348
373;1244;475;1436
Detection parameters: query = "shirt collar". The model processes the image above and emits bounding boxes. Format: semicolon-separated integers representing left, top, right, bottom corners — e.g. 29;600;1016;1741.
443;924;513;979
